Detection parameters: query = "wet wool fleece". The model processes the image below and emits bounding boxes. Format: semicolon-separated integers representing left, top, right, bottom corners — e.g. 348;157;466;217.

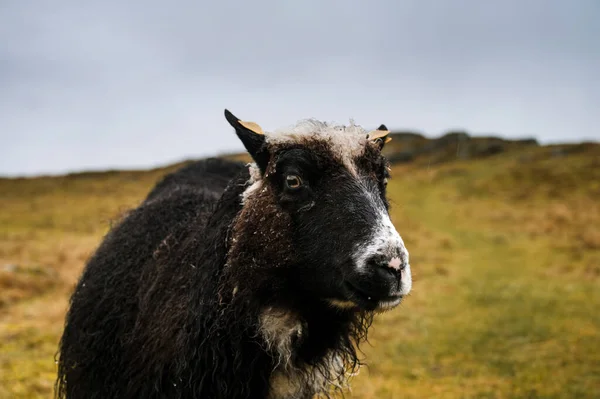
55;158;373;399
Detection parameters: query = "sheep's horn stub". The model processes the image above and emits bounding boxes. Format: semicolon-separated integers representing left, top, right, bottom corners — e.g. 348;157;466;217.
224;109;269;171
367;124;390;141
224;109;264;135
239;121;264;135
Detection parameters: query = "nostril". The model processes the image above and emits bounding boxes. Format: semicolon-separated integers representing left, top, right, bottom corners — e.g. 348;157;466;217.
377;266;398;280
366;255;401;279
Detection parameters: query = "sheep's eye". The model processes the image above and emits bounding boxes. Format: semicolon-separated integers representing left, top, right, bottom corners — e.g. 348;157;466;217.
285;175;302;189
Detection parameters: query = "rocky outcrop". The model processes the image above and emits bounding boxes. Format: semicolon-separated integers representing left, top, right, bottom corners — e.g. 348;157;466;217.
382;130;540;164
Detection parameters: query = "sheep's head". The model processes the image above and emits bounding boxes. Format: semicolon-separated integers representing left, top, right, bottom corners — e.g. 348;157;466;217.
224;109;411;313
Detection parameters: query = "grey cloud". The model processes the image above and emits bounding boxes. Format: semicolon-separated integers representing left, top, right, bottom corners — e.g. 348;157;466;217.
1;0;599;176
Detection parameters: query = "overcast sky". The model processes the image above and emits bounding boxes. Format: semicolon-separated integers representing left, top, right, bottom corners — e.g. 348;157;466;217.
1;1;599;177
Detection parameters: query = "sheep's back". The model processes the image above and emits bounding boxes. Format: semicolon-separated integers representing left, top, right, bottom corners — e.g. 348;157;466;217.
145;158;246;203
57;159;247;398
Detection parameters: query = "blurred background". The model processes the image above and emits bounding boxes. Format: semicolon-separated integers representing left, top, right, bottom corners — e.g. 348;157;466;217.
1;1;599;398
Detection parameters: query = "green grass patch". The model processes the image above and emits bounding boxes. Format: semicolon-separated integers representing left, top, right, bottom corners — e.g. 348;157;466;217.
1;146;599;398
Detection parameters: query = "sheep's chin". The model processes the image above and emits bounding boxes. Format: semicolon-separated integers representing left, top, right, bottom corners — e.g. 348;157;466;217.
373;297;403;313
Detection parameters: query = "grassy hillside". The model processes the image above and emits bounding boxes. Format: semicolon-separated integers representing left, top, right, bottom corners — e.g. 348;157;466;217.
1;140;599;398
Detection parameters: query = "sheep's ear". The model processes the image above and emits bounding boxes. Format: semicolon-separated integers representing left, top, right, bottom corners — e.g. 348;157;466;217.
367;124;391;150
224;109;269;171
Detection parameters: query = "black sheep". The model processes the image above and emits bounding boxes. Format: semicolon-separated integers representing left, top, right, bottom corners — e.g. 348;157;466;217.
55;109;412;399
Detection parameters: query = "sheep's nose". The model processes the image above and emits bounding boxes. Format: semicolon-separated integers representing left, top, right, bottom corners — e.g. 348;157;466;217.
366;254;404;287
388;257;402;270
367;253;406;271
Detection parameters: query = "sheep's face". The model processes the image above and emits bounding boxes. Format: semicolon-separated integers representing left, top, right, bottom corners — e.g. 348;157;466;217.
225;110;411;313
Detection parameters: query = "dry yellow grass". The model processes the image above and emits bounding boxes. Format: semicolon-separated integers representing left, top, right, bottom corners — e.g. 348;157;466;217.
1;145;599;398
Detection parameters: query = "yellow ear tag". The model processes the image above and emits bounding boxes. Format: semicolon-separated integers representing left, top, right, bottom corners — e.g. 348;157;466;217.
239;121;264;135
385;137;392;144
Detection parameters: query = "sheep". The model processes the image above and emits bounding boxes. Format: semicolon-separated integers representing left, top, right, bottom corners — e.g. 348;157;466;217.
55;109;412;399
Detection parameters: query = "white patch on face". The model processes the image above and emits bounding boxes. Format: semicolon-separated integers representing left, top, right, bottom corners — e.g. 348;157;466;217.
352;184;412;297
399;261;412;296
264;119;369;175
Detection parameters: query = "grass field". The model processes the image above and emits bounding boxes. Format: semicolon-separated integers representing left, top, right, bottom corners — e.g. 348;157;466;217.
1;144;599;398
